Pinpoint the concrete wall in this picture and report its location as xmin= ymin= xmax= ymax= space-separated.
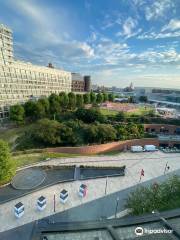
xmin=46 ymin=138 xmax=159 ymax=155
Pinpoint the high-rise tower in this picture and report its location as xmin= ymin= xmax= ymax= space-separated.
xmin=0 ymin=24 xmax=13 ymax=65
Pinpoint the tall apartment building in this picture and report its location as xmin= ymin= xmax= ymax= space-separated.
xmin=0 ymin=24 xmax=72 ymax=120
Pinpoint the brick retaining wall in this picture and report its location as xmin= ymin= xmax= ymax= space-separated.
xmin=46 ymin=138 xmax=159 ymax=155
xmin=144 ymin=124 xmax=180 ymax=134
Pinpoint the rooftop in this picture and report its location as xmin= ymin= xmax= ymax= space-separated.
xmin=32 ymin=208 xmax=180 ymax=240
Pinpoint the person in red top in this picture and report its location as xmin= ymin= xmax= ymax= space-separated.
xmin=139 ymin=169 xmax=144 ymax=182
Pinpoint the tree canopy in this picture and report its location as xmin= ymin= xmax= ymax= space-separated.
xmin=9 ymin=104 xmax=25 ymax=124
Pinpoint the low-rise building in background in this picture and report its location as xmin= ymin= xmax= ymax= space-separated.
xmin=71 ymin=73 xmax=91 ymax=92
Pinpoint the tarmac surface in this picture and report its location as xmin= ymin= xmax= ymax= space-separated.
xmin=0 ymin=168 xmax=74 ymax=203
xmin=11 ymin=168 xmax=46 ymax=190
xmin=0 ymin=166 xmax=124 ymax=203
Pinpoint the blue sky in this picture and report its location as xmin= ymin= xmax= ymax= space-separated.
xmin=0 ymin=0 xmax=180 ymax=88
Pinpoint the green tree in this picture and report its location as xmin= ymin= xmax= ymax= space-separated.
xmin=83 ymin=93 xmax=90 ymax=104
xmin=24 ymin=100 xmax=37 ymax=120
xmin=59 ymin=92 xmax=69 ymax=110
xmin=35 ymin=101 xmax=46 ymax=119
xmin=108 ymin=93 xmax=115 ymax=102
xmin=126 ymin=123 xmax=144 ymax=138
xmin=139 ymin=96 xmax=148 ymax=102
xmin=96 ymin=124 xmax=117 ymax=143
xmin=0 ymin=140 xmax=16 ymax=184
xmin=68 ymin=92 xmax=76 ymax=110
xmin=125 ymin=175 xmax=180 ymax=215
xmin=31 ymin=119 xmax=79 ymax=146
xmin=75 ymin=108 xmax=106 ymax=123
xmin=103 ymin=92 xmax=108 ymax=102
xmin=38 ymin=98 xmax=50 ymax=115
xmin=59 ymin=124 xmax=77 ymax=145
xmin=115 ymin=124 xmax=128 ymax=140
xmin=32 ymin=118 xmax=61 ymax=145
xmin=96 ymin=93 xmax=104 ymax=104
xmin=85 ymin=124 xmax=116 ymax=144
xmin=116 ymin=111 xmax=126 ymax=122
xmin=76 ymin=94 xmax=84 ymax=108
xmin=84 ymin=124 xmax=98 ymax=143
xmin=9 ymin=104 xmax=25 ymax=124
xmin=90 ymin=91 xmax=96 ymax=104
xmin=49 ymin=93 xmax=61 ymax=115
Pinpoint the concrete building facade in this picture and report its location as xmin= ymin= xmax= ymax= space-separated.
xmin=0 ymin=24 xmax=72 ymax=120
xmin=71 ymin=73 xmax=91 ymax=92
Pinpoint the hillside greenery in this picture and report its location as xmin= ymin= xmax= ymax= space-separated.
xmin=0 ymin=140 xmax=16 ymax=185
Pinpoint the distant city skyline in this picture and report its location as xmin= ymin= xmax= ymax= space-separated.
xmin=0 ymin=0 xmax=180 ymax=89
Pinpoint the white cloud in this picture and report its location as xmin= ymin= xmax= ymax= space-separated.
xmin=123 ymin=17 xmax=137 ymax=36
xmin=101 ymin=14 xmax=122 ymax=30
xmin=77 ymin=42 xmax=95 ymax=58
xmin=162 ymin=19 xmax=180 ymax=32
xmin=138 ymin=30 xmax=180 ymax=39
xmin=116 ymin=17 xmax=139 ymax=38
xmin=145 ymin=0 xmax=175 ymax=21
xmin=4 ymin=0 xmax=95 ymax=69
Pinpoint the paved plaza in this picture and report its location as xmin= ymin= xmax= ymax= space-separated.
xmin=0 ymin=151 xmax=180 ymax=234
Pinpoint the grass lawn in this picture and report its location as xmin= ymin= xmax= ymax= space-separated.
xmin=98 ymin=150 xmax=121 ymax=156
xmin=100 ymin=106 xmax=154 ymax=118
xmin=100 ymin=108 xmax=119 ymax=116
xmin=126 ymin=106 xmax=154 ymax=116
xmin=13 ymin=152 xmax=81 ymax=168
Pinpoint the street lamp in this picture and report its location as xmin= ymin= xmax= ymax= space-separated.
xmin=115 ymin=197 xmax=119 ymax=218
xmin=53 ymin=193 xmax=56 ymax=213
xmin=152 ymin=209 xmax=161 ymax=218
xmin=164 ymin=162 xmax=170 ymax=175
xmin=105 ymin=176 xmax=108 ymax=195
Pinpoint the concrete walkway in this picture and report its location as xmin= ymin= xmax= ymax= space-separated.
xmin=0 ymin=151 xmax=180 ymax=234
xmin=1 ymin=169 xmax=180 ymax=240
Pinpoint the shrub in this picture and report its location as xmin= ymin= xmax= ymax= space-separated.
xmin=0 ymin=140 xmax=16 ymax=185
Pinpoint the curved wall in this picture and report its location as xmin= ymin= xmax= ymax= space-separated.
xmin=46 ymin=138 xmax=159 ymax=155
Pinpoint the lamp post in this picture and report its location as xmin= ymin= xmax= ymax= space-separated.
xmin=53 ymin=193 xmax=56 ymax=213
xmin=105 ymin=176 xmax=108 ymax=195
xmin=152 ymin=209 xmax=161 ymax=218
xmin=164 ymin=162 xmax=170 ymax=175
xmin=115 ymin=197 xmax=119 ymax=218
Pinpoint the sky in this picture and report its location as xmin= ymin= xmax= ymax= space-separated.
xmin=0 ymin=0 xmax=180 ymax=89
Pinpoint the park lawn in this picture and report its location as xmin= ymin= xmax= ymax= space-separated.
xmin=100 ymin=106 xmax=154 ymax=118
xmin=126 ymin=106 xmax=154 ymax=116
xmin=100 ymin=108 xmax=119 ymax=116
xmin=12 ymin=152 xmax=81 ymax=168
